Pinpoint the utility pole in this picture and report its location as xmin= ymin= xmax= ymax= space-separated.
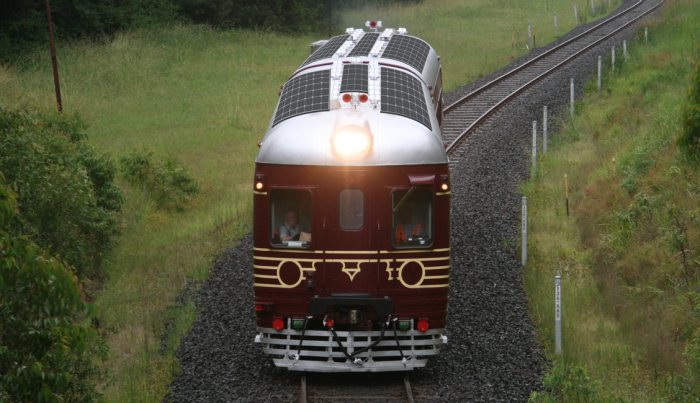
xmin=45 ymin=0 xmax=63 ymax=113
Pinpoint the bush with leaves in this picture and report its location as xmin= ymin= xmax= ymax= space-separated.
xmin=0 ymin=106 xmax=122 ymax=278
xmin=679 ymin=59 xmax=700 ymax=165
xmin=121 ymin=147 xmax=199 ymax=211
xmin=529 ymin=360 xmax=603 ymax=402
xmin=0 ymin=176 xmax=104 ymax=402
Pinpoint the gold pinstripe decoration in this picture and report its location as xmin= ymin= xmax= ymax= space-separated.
xmin=253 ymin=248 xmax=449 ymax=289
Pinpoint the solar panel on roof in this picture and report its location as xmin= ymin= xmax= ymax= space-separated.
xmin=339 ymin=64 xmax=369 ymax=93
xmin=302 ymin=35 xmax=349 ymax=66
xmin=381 ymin=68 xmax=431 ymax=130
xmin=381 ymin=35 xmax=430 ymax=72
xmin=273 ymin=70 xmax=330 ymax=126
xmin=348 ymin=33 xmax=379 ymax=57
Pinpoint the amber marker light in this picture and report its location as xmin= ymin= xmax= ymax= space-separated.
xmin=254 ymin=174 xmax=265 ymax=191
xmin=331 ymin=124 xmax=372 ymax=161
xmin=439 ymin=174 xmax=449 ymax=191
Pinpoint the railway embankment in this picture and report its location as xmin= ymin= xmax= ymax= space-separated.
xmin=524 ymin=0 xmax=700 ymax=399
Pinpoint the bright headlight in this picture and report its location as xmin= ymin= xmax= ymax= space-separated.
xmin=331 ymin=124 xmax=372 ymax=160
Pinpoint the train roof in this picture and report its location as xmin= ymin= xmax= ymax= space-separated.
xmin=256 ymin=27 xmax=447 ymax=166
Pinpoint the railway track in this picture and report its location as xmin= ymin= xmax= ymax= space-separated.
xmin=442 ymin=0 xmax=665 ymax=161
xmin=299 ymin=373 xmax=426 ymax=403
xmin=292 ymin=1 xmax=664 ymax=401
xmin=169 ymin=1 xmax=668 ymax=401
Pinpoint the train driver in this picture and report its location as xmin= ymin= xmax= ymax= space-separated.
xmin=280 ymin=210 xmax=301 ymax=241
xmin=395 ymin=206 xmax=424 ymax=243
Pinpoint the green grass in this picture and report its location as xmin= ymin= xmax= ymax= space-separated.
xmin=524 ymin=0 xmax=700 ymax=400
xmin=0 ymin=1 xmax=623 ymax=400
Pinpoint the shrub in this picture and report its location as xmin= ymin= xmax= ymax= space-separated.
xmin=0 ymin=176 xmax=104 ymax=402
xmin=679 ymin=59 xmax=700 ymax=165
xmin=0 ymin=106 xmax=122 ymax=278
xmin=529 ymin=360 xmax=603 ymax=402
xmin=121 ymin=147 xmax=199 ymax=211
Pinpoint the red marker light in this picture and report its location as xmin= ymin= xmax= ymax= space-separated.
xmin=369 ymin=21 xmax=377 ymax=29
xmin=416 ymin=319 xmax=430 ymax=333
xmin=255 ymin=304 xmax=264 ymax=312
xmin=359 ymin=94 xmax=368 ymax=103
xmin=342 ymin=93 xmax=352 ymax=103
xmin=272 ymin=317 xmax=285 ymax=331
xmin=325 ymin=318 xmax=335 ymax=329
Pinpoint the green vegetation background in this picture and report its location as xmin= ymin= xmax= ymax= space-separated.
xmin=525 ymin=0 xmax=700 ymax=400
xmin=9 ymin=0 xmax=698 ymax=400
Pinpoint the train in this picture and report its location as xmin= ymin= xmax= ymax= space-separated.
xmin=253 ymin=21 xmax=450 ymax=372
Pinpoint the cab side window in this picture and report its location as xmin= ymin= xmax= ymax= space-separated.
xmin=270 ymin=189 xmax=312 ymax=248
xmin=392 ymin=189 xmax=433 ymax=248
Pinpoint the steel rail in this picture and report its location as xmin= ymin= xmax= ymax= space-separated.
xmin=443 ymin=0 xmax=645 ymax=114
xmin=298 ymin=373 xmax=415 ymax=402
xmin=403 ymin=374 xmax=415 ymax=403
xmin=444 ymin=0 xmax=664 ymax=154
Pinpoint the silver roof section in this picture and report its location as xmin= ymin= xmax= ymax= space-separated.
xmin=256 ymin=28 xmax=446 ymax=166
xmin=257 ymin=102 xmax=446 ymax=166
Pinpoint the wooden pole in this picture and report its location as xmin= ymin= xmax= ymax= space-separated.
xmin=45 ymin=0 xmax=63 ymax=113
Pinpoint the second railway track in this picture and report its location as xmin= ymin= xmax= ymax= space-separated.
xmin=442 ymin=0 xmax=665 ymax=157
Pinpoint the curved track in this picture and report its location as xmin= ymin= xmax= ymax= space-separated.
xmin=443 ymin=0 xmax=664 ymax=159
xmin=167 ymin=1 xmax=666 ymax=401
xmin=291 ymin=2 xmax=665 ymax=401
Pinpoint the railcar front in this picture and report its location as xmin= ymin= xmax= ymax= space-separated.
xmin=253 ymin=26 xmax=450 ymax=372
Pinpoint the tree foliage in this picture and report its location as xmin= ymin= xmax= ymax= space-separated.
xmin=0 ymin=107 xmax=122 ymax=278
xmin=679 ymin=58 xmax=700 ymax=165
xmin=0 ymin=0 xmax=179 ymax=62
xmin=0 ymin=176 xmax=103 ymax=402
xmin=0 ymin=0 xmax=421 ymax=62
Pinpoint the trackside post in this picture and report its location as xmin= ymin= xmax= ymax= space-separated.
xmin=555 ymin=275 xmax=562 ymax=354
xmin=521 ymin=196 xmax=528 ymax=266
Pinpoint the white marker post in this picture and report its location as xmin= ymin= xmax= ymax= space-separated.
xmin=645 ymin=27 xmax=648 ymax=43
xmin=612 ymin=46 xmax=616 ymax=72
xmin=543 ymin=106 xmax=548 ymax=154
xmin=521 ymin=196 xmax=528 ymax=266
xmin=623 ymin=40 xmax=628 ymax=60
xmin=532 ymin=121 xmax=538 ymax=177
xmin=574 ymin=4 xmax=579 ymax=25
xmin=555 ymin=275 xmax=562 ymax=354
xmin=570 ymin=78 xmax=575 ymax=117
xmin=597 ymin=55 xmax=602 ymax=91
xmin=554 ymin=14 xmax=559 ymax=35
xmin=590 ymin=0 xmax=596 ymax=16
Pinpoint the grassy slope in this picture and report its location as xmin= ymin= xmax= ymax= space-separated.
xmin=524 ymin=0 xmax=700 ymax=399
xmin=0 ymin=1 xmax=619 ymax=400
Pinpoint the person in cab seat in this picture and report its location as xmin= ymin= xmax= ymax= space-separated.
xmin=395 ymin=206 xmax=424 ymax=243
xmin=280 ymin=210 xmax=301 ymax=241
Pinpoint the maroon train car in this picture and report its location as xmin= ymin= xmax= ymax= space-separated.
xmin=253 ymin=23 xmax=450 ymax=372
